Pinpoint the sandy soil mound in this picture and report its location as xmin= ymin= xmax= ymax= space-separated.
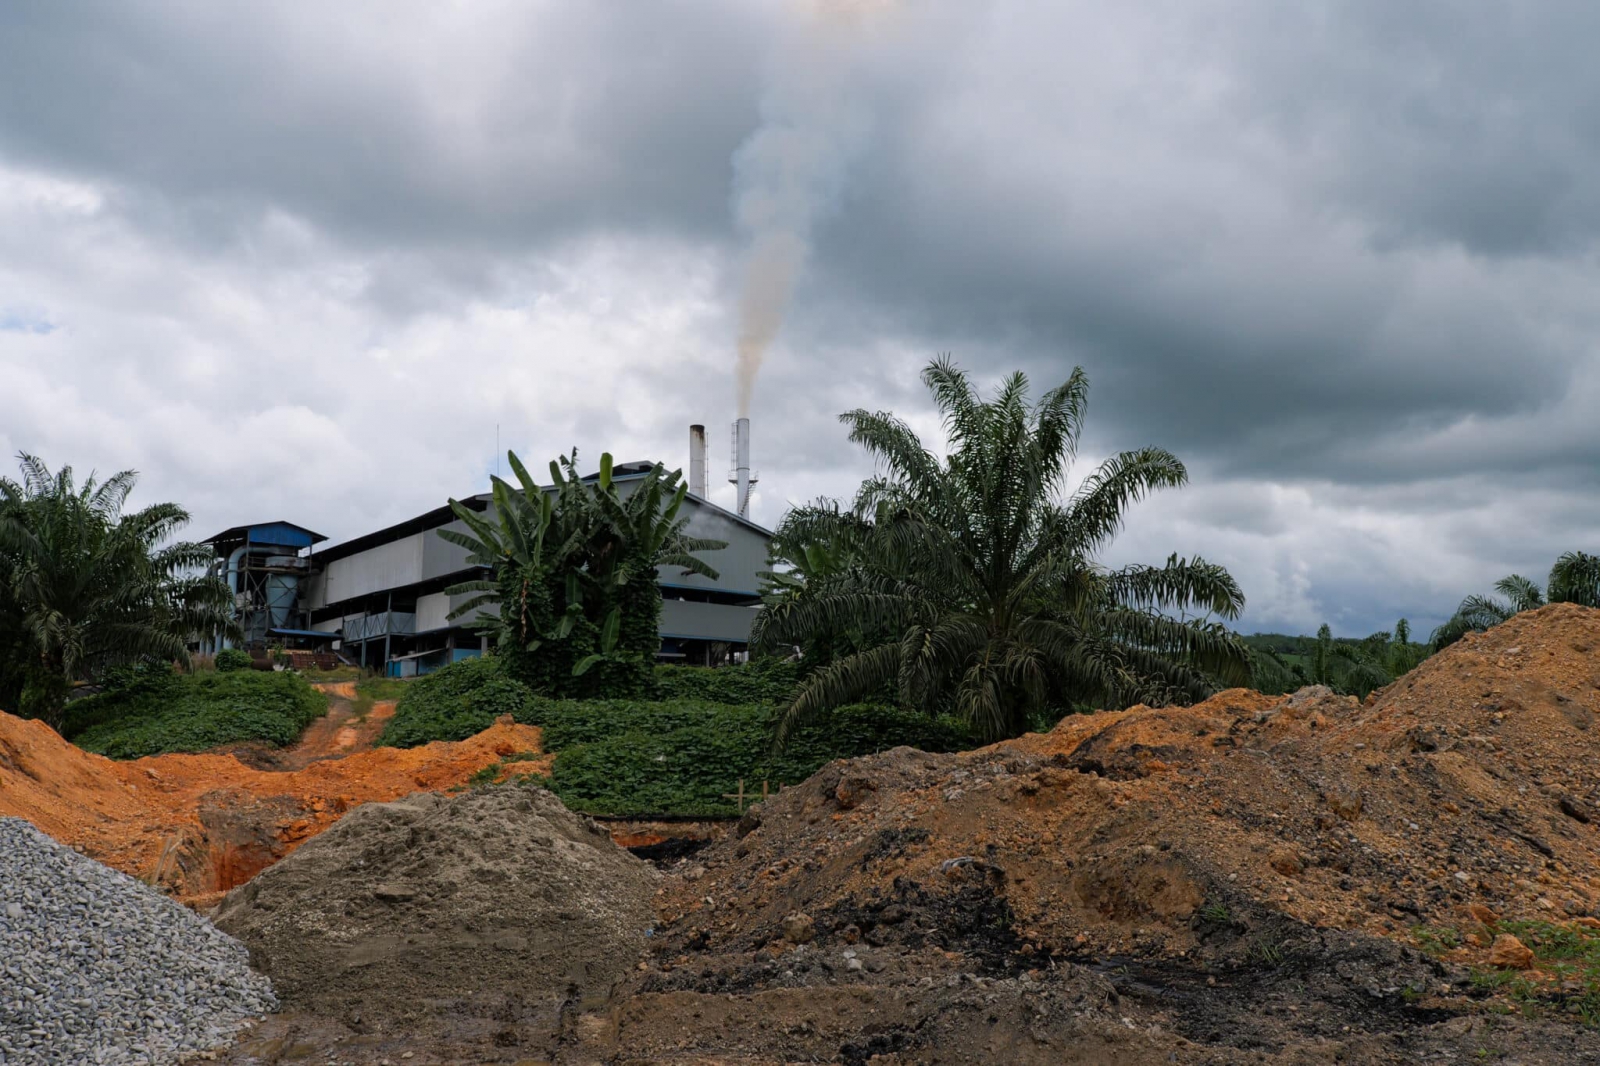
xmin=0 ymin=708 xmax=543 ymax=902
xmin=213 ymin=784 xmax=657 ymax=1060
xmin=591 ymin=604 xmax=1600 ymax=1063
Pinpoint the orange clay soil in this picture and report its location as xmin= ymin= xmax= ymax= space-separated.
xmin=219 ymin=688 xmax=401 ymax=772
xmin=602 ymin=604 xmax=1600 ymax=1062
xmin=663 ymin=603 xmax=1600 ymax=956
xmin=0 ymin=707 xmax=545 ymax=905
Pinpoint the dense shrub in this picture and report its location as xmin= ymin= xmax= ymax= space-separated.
xmin=651 ymin=659 xmax=798 ymax=704
xmin=381 ymin=653 xmax=976 ymax=817
xmin=214 ymin=649 xmax=254 ymax=672
xmin=377 ymin=656 xmax=535 ymax=748
xmin=65 ymin=670 xmax=327 ymax=759
xmin=541 ymin=700 xmax=973 ymax=817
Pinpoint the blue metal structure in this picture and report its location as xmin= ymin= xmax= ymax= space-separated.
xmin=202 ymin=522 xmax=328 ymax=651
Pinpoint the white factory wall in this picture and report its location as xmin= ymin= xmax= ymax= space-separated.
xmin=319 ymin=533 xmax=424 ymax=605
xmin=415 ymin=591 xmax=451 ymax=633
xmin=660 ymin=598 xmax=759 ymax=643
xmin=420 ymin=516 xmax=476 ymax=579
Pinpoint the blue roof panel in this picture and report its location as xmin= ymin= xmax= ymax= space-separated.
xmin=205 ymin=521 xmax=326 ymax=548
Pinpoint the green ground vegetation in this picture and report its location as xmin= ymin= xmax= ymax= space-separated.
xmin=652 ymin=659 xmax=798 ymax=704
xmin=214 ymin=648 xmax=253 ymax=672
xmin=62 ymin=666 xmax=327 ymax=759
xmin=354 ymin=675 xmax=410 ymax=701
xmin=542 ymin=699 xmax=969 ymax=816
xmin=1413 ymin=919 xmax=1600 ymax=1026
xmin=380 ymin=654 xmax=970 ymax=816
xmin=376 ymin=654 xmax=533 ymax=747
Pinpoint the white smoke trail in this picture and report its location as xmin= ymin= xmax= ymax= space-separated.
xmin=732 ymin=1 xmax=894 ymax=417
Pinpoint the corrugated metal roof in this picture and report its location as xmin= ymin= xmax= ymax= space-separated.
xmin=310 ymin=463 xmax=773 ymax=563
xmin=204 ymin=522 xmax=327 ymax=548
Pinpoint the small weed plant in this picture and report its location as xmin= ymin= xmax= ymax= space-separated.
xmin=1462 ymin=919 xmax=1600 ymax=1026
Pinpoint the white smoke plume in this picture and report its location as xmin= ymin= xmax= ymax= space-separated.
xmin=732 ymin=1 xmax=894 ymax=417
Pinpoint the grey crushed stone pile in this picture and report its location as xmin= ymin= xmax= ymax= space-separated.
xmin=0 ymin=817 xmax=275 ymax=1065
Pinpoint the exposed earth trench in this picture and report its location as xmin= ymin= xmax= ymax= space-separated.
xmin=9 ymin=605 xmax=1600 ymax=1062
xmin=0 ymin=684 xmax=555 ymax=905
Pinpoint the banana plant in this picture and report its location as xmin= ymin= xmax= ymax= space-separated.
xmin=567 ymin=451 xmax=725 ymax=592
xmin=434 ymin=449 xmax=726 ymax=682
xmin=437 ymin=451 xmax=570 ymax=648
xmin=571 ymin=605 xmax=632 ymax=677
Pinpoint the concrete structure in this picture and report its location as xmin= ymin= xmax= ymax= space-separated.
xmin=730 ymin=418 xmax=757 ymax=518
xmin=206 ymin=461 xmax=772 ymax=676
xmin=689 ymin=424 xmax=708 ymax=498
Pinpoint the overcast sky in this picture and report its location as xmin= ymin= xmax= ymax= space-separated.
xmin=3 ymin=1 xmax=1597 ymax=637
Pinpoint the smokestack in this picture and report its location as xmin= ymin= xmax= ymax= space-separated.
xmin=689 ymin=424 xmax=707 ymax=497
xmin=729 ymin=418 xmax=757 ymax=518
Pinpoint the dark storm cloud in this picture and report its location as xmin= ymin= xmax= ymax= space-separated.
xmin=1240 ymin=2 xmax=1600 ymax=257
xmin=3 ymin=0 xmax=1598 ymax=635
xmin=792 ymin=1 xmax=1600 ymax=488
xmin=0 ymin=1 xmax=766 ymax=248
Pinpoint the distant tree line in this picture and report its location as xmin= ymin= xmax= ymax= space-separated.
xmin=1243 ymin=621 xmax=1427 ymax=700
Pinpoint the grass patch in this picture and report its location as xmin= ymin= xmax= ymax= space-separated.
xmin=296 ymin=665 xmax=360 ymax=683
xmin=1412 ymin=924 xmax=1462 ymax=956
xmin=355 ymin=675 xmax=411 ymax=702
xmin=1469 ymin=919 xmax=1600 ymax=1025
xmin=1250 ymin=936 xmax=1285 ymax=967
xmin=64 ymin=668 xmax=328 ymax=759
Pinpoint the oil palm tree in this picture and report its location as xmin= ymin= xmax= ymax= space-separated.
xmin=1432 ymin=553 xmax=1600 ymax=650
xmin=1432 ymin=572 xmax=1550 ymax=650
xmin=1311 ymin=624 xmax=1398 ymax=699
xmin=1549 ymin=551 xmax=1600 ymax=608
xmin=753 ymin=358 xmax=1250 ymax=745
xmin=0 ymin=454 xmax=236 ymax=726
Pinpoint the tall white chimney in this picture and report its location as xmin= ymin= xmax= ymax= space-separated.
xmin=729 ymin=418 xmax=757 ymax=518
xmin=689 ymin=424 xmax=707 ymax=497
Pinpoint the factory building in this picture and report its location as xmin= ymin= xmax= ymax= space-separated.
xmin=202 ymin=427 xmax=772 ymax=676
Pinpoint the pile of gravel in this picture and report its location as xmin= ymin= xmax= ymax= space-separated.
xmin=0 ymin=817 xmax=275 ymax=1065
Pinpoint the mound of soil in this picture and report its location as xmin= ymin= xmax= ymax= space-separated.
xmin=0 ymin=706 xmax=544 ymax=901
xmin=213 ymin=784 xmax=656 ymax=1060
xmin=588 ymin=604 xmax=1600 ymax=1063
